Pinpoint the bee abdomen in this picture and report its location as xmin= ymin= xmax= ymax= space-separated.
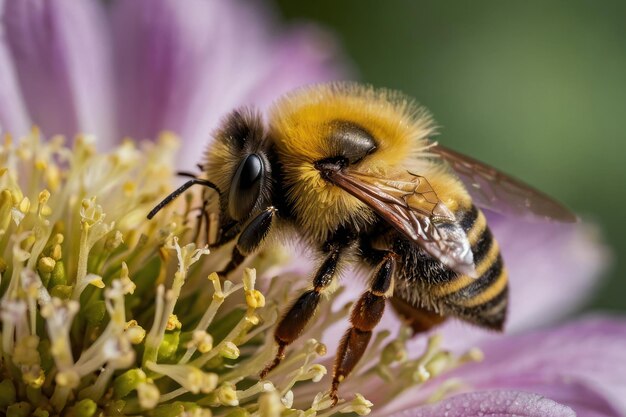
xmin=436 ymin=205 xmax=508 ymax=330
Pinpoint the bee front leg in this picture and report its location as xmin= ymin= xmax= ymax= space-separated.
xmin=191 ymin=197 xmax=210 ymax=245
xmin=330 ymin=251 xmax=396 ymax=406
xmin=172 ymin=170 xmax=209 ymax=245
xmin=260 ymin=240 xmax=347 ymax=378
xmin=218 ymin=206 xmax=276 ymax=278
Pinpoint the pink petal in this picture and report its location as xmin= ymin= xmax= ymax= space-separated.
xmin=3 ymin=0 xmax=115 ymax=143
xmin=388 ymin=390 xmax=574 ymax=417
xmin=380 ymin=317 xmax=626 ymax=417
xmin=494 ymin=381 xmax=624 ymax=417
xmin=455 ymin=317 xmax=626 ymax=416
xmin=110 ymin=0 xmax=222 ymax=144
xmin=0 ymin=25 xmax=30 ymax=136
xmin=109 ymin=0 xmax=346 ymax=168
xmin=488 ymin=212 xmax=610 ymax=331
xmin=242 ymin=24 xmax=349 ymax=109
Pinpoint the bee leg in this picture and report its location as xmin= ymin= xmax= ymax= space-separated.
xmin=260 ymin=241 xmax=345 ymax=378
xmin=330 ymin=252 xmax=396 ymax=406
xmin=210 ymin=219 xmax=240 ymax=249
xmin=206 ymin=211 xmax=219 ymax=246
xmin=191 ymin=197 xmax=209 ymax=245
xmin=218 ymin=206 xmax=276 ymax=278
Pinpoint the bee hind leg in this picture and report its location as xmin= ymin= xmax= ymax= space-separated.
xmin=330 ymin=251 xmax=396 ymax=406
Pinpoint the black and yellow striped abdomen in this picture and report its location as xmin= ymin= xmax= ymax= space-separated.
xmin=434 ymin=205 xmax=508 ymax=330
xmin=392 ymin=204 xmax=508 ymax=331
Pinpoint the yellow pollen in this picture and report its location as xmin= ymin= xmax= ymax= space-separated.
xmin=166 ymin=314 xmax=182 ymax=331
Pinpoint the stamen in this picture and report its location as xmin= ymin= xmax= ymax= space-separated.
xmin=256 ymin=391 xmax=283 ymax=417
xmin=215 ymin=383 xmax=239 ymax=407
xmin=137 ymin=382 xmax=160 ymax=410
xmin=125 ymin=320 xmax=146 ymax=344
xmin=71 ymin=197 xmax=114 ymax=300
xmin=146 ymin=361 xmax=218 ymax=394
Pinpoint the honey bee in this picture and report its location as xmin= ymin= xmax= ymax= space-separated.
xmin=148 ymin=83 xmax=576 ymax=404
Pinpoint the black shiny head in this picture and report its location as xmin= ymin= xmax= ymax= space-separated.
xmin=213 ymin=108 xmax=273 ymax=222
xmin=229 ymin=153 xmax=265 ymax=221
xmin=147 ymin=107 xmax=272 ymax=230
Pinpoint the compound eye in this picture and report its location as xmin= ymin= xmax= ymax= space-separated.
xmin=229 ymin=153 xmax=264 ymax=220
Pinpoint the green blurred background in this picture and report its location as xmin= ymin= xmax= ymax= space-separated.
xmin=276 ymin=1 xmax=626 ymax=312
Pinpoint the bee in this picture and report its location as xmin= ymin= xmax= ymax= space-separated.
xmin=148 ymin=82 xmax=576 ymax=405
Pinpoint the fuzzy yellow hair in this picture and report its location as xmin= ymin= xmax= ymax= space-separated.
xmin=269 ymin=82 xmax=470 ymax=242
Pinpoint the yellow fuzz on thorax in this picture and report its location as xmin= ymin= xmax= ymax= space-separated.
xmin=268 ymin=82 xmax=469 ymax=241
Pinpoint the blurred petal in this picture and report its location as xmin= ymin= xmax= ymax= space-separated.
xmin=109 ymin=0 xmax=346 ymax=167
xmin=243 ymin=24 xmax=348 ymax=108
xmin=110 ymin=0 xmax=221 ymax=144
xmin=497 ymin=381 xmax=624 ymax=417
xmin=455 ymin=317 xmax=626 ymax=416
xmin=489 ymin=213 xmax=610 ymax=331
xmin=0 ymin=12 xmax=30 ymax=136
xmin=381 ymin=317 xmax=626 ymax=417
xmin=3 ymin=0 xmax=114 ymax=142
xmin=388 ymin=391 xmax=574 ymax=417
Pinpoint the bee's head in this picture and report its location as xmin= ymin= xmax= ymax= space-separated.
xmin=204 ymin=108 xmax=273 ymax=223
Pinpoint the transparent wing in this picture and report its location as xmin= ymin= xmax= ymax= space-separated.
xmin=432 ymin=144 xmax=578 ymax=223
xmin=328 ymin=170 xmax=477 ymax=277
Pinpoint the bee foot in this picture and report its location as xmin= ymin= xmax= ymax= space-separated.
xmin=259 ymin=361 xmax=275 ymax=379
xmin=259 ymin=343 xmax=286 ymax=379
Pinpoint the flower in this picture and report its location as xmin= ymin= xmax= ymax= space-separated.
xmin=0 ymin=1 xmax=624 ymax=417
xmin=0 ymin=0 xmax=345 ymax=164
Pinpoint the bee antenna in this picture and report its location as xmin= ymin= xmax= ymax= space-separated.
xmin=147 ymin=179 xmax=221 ymax=219
xmin=176 ymin=170 xmax=199 ymax=179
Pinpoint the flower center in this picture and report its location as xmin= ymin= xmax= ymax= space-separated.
xmin=0 ymin=129 xmax=483 ymax=416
